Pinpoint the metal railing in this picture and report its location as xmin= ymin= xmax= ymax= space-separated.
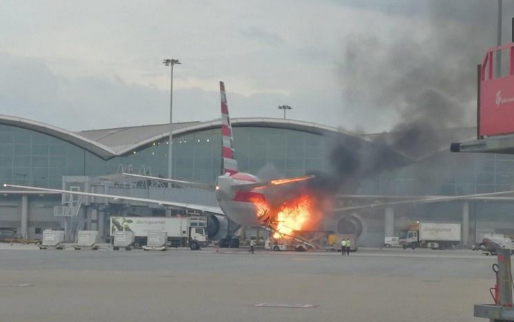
xmin=54 ymin=196 xmax=83 ymax=217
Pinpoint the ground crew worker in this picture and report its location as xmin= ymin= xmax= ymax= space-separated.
xmin=341 ymin=239 xmax=347 ymax=256
xmin=249 ymin=238 xmax=256 ymax=254
xmin=346 ymin=238 xmax=351 ymax=255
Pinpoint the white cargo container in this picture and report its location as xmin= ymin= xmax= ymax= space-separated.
xmin=113 ymin=231 xmax=135 ymax=251
xmin=399 ymin=222 xmax=461 ymax=250
xmin=110 ymin=216 xmax=207 ymax=250
xmin=39 ymin=230 xmax=65 ymax=250
xmin=142 ymin=231 xmax=168 ymax=251
xmin=74 ymin=231 xmax=99 ymax=250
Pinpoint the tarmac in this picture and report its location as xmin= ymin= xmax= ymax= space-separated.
xmin=0 ymin=244 xmax=498 ymax=322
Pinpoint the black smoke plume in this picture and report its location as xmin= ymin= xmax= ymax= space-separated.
xmin=265 ymin=2 xmax=506 ymax=230
xmin=311 ymin=1 xmax=500 ymax=195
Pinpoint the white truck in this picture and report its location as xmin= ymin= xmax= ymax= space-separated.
xmin=265 ymin=236 xmax=312 ymax=252
xmin=383 ymin=236 xmax=401 ymax=248
xmin=399 ymin=222 xmax=461 ymax=250
xmin=110 ymin=216 xmax=208 ymax=250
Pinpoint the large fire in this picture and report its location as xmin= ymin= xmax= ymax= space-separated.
xmin=249 ymin=193 xmax=315 ymax=239
xmin=273 ymin=195 xmax=312 ymax=238
xmin=249 ymin=196 xmax=269 ymax=221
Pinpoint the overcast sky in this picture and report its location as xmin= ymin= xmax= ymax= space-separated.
xmin=0 ymin=1 xmax=506 ymax=132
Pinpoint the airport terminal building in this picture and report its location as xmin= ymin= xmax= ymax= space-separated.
xmin=0 ymin=114 xmax=513 ymax=246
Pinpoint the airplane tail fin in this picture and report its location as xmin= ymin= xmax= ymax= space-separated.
xmin=220 ymin=81 xmax=238 ymax=175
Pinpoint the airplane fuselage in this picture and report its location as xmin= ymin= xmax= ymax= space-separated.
xmin=215 ymin=172 xmax=265 ymax=226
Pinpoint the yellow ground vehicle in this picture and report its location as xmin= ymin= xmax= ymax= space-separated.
xmin=326 ymin=233 xmax=358 ymax=252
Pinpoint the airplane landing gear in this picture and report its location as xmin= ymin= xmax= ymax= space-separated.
xmin=218 ymin=219 xmax=241 ymax=248
xmin=218 ymin=237 xmax=240 ymax=248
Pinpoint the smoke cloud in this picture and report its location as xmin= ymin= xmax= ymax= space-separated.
xmin=319 ymin=1 xmax=499 ymax=193
xmin=264 ymin=1 xmax=505 ymax=232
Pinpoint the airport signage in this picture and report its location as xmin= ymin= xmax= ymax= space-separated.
xmin=479 ymin=43 xmax=514 ymax=137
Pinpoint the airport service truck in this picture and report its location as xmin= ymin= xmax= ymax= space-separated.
xmin=265 ymin=235 xmax=312 ymax=252
xmin=265 ymin=231 xmax=358 ymax=252
xmin=110 ymin=216 xmax=208 ymax=250
xmin=398 ymin=222 xmax=461 ymax=250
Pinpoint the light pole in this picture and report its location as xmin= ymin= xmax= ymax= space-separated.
xmin=278 ymin=105 xmax=292 ymax=119
xmin=496 ymin=0 xmax=502 ymax=78
xmin=163 ymin=58 xmax=181 ymax=186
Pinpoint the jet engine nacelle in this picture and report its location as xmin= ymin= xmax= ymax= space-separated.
xmin=207 ymin=214 xmax=229 ymax=240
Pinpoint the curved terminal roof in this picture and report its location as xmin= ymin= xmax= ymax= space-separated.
xmin=0 ymin=114 xmax=116 ymax=158
xmin=80 ymin=118 xmax=381 ymax=156
xmin=0 ymin=114 xmax=412 ymax=164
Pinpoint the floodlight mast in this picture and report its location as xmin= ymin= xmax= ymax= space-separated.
xmin=278 ymin=105 xmax=292 ymax=119
xmin=163 ymin=58 xmax=181 ymax=187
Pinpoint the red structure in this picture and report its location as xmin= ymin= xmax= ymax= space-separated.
xmin=479 ymin=43 xmax=514 ymax=137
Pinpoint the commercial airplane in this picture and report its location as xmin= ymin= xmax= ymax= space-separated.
xmin=6 ymin=82 xmax=514 ymax=247
xmin=3 ymin=82 xmax=315 ymax=248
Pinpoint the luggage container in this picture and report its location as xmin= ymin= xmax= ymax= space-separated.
xmin=39 ymin=230 xmax=65 ymax=250
xmin=113 ymin=231 xmax=135 ymax=251
xmin=73 ymin=231 xmax=99 ymax=250
xmin=142 ymin=232 xmax=168 ymax=251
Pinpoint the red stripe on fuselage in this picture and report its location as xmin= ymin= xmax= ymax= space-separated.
xmin=222 ymin=125 xmax=230 ymax=136
xmin=221 ymin=103 xmax=228 ymax=114
xmin=223 ymin=146 xmax=232 ymax=158
xmin=231 ymin=173 xmax=256 ymax=182
xmin=232 ymin=191 xmax=266 ymax=203
xmin=224 ymin=169 xmax=238 ymax=175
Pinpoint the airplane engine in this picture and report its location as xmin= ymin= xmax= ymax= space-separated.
xmin=335 ymin=212 xmax=368 ymax=242
xmin=207 ymin=214 xmax=229 ymax=240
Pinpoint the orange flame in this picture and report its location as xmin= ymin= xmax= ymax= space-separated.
xmin=269 ymin=175 xmax=315 ymax=186
xmin=272 ymin=195 xmax=312 ymax=239
xmin=248 ymin=193 xmax=319 ymax=239
xmin=249 ymin=196 xmax=270 ymax=219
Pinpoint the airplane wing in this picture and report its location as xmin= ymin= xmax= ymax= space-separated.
xmin=122 ymin=173 xmax=216 ymax=191
xmin=233 ymin=175 xmax=316 ymax=192
xmin=334 ymin=190 xmax=514 ymax=212
xmin=3 ymin=184 xmax=224 ymax=215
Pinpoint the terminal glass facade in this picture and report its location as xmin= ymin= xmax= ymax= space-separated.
xmin=85 ymin=127 xmax=331 ymax=183
xmin=360 ymin=152 xmax=514 ymax=196
xmin=0 ymin=125 xmax=87 ymax=188
xmin=0 ymin=125 xmax=331 ymax=188
xmin=2 ymin=123 xmax=514 ymax=197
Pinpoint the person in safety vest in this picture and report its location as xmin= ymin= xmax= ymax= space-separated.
xmin=341 ymin=239 xmax=347 ymax=256
xmin=249 ymin=238 xmax=256 ymax=254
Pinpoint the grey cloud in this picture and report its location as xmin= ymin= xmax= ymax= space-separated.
xmin=241 ymin=27 xmax=284 ymax=46
xmin=0 ymin=53 xmax=169 ymax=130
xmin=0 ymin=53 xmax=348 ymax=131
xmin=299 ymin=48 xmax=330 ymax=62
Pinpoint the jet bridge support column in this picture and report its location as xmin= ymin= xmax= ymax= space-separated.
xmin=98 ymin=210 xmax=105 ymax=241
xmin=86 ymin=208 xmax=93 ymax=230
xmin=90 ymin=208 xmax=98 ymax=231
xmin=384 ymin=207 xmax=395 ymax=239
xmin=21 ymin=194 xmax=28 ymax=239
xmin=462 ymin=201 xmax=470 ymax=248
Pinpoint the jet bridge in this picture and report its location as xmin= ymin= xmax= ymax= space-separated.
xmin=58 ymin=170 xmax=223 ymax=242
